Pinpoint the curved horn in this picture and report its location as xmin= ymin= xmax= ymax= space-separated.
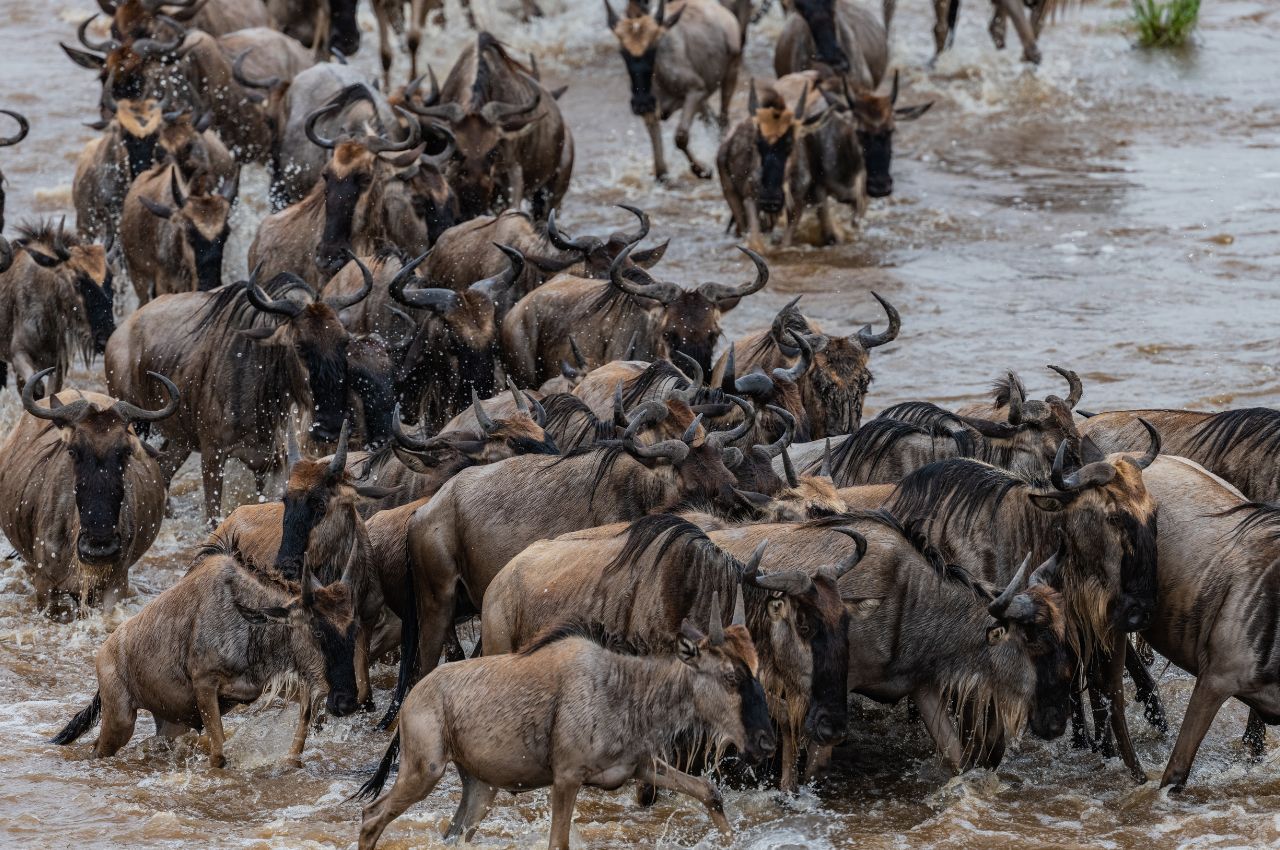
xmin=21 ymin=368 xmax=91 ymax=424
xmin=479 ymin=86 xmax=542 ymax=126
xmin=696 ymin=246 xmax=769 ymax=305
xmin=1005 ymin=371 xmax=1027 ymax=426
xmin=1131 ymin=418 xmax=1161 ymax=470
xmin=233 ymin=48 xmax=280 ymax=90
xmin=680 ymin=413 xmax=704 ymax=445
xmin=830 ymin=527 xmax=867 ymax=577
xmin=734 ymin=370 xmax=774 ymax=399
xmin=546 ymin=208 xmax=592 ymax=253
xmin=604 ymin=0 xmax=621 ymax=28
xmin=470 ymin=243 xmax=525 ymax=300
xmin=738 ymin=540 xmax=767 ymax=586
xmin=759 ymin=404 xmax=795 ymax=458
xmin=672 ymin=350 xmax=704 ymax=388
xmin=731 ymin=582 xmax=747 ymax=628
xmin=389 ymin=253 xmax=460 ymax=313
xmin=404 ymin=99 xmax=465 ymax=123
xmin=706 ymin=394 xmax=755 ymax=449
xmin=390 ymin=403 xmax=431 ymax=451
xmin=286 ymin=426 xmax=302 ymax=467
xmin=420 ymin=122 xmax=457 ymax=169
xmin=753 ymin=569 xmax=813 ymax=596
xmin=386 ymin=249 xmax=432 ymax=303
xmin=325 ymin=252 xmax=374 ymax=311
xmin=133 ymin=16 xmax=184 ymax=58
xmin=622 ymin=401 xmax=670 ymax=437
xmin=112 ymin=371 xmax=180 ymax=422
xmin=719 ymin=346 xmax=736 ymax=393
xmin=328 ymin=419 xmax=351 ymax=476
xmin=609 ymin=243 xmax=681 ymax=304
xmin=1029 ymin=540 xmax=1065 ymax=588
xmin=304 ymin=99 xmax=343 ymax=149
xmin=77 ymin=15 xmax=119 ymax=54
xmin=707 ymin=590 xmax=725 ymax=645
xmin=471 ymin=389 xmax=495 ymax=434
xmin=1050 ymin=439 xmax=1116 ymax=492
xmin=613 ymin=382 xmax=628 ymax=428
xmin=404 ymin=65 xmax=440 ymax=108
xmin=507 ymin=376 xmax=529 ymax=412
xmin=820 ymin=437 xmax=833 ymax=478
xmin=855 ymin=291 xmax=901 ymax=349
xmin=624 ymin=436 xmax=689 ymax=464
xmin=367 ymin=106 xmax=422 ymax=154
xmin=299 ymin=562 xmax=316 ymax=607
xmin=244 ymin=266 xmax=305 ymax=317
xmin=781 ymin=446 xmax=798 ymax=487
xmin=1047 ymin=364 xmax=1082 ymax=409
xmin=989 ymin=552 xmax=1034 ymax=619
xmin=615 ymin=204 xmax=650 ymax=245
xmin=169 ymin=167 xmax=186 ymax=208
xmin=568 ymin=335 xmax=587 ymax=370
xmin=771 ymin=330 xmax=812 ymax=383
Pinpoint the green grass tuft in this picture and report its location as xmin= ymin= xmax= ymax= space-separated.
xmin=1130 ymin=0 xmax=1200 ymax=48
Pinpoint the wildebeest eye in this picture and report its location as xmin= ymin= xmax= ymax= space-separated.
xmin=797 ymin=620 xmax=814 ymax=639
xmin=311 ymin=626 xmax=324 ymax=640
xmin=1107 ymin=513 xmax=1124 ymax=527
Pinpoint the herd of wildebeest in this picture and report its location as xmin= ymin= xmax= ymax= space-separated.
xmin=0 ymin=0 xmax=1275 ymax=847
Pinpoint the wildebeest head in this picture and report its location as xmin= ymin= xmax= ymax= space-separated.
xmin=233 ymin=561 xmax=360 ymax=718
xmin=95 ymin=90 xmax=164 ymax=178
xmin=793 ymin=0 xmax=848 ymax=72
xmin=153 ymin=108 xmax=217 ymax=177
xmin=746 ymin=80 xmax=824 ymax=215
xmin=1031 ymin=421 xmax=1161 ymax=638
xmin=138 ymin=167 xmax=238 ymax=292
xmin=959 ymin=366 xmax=1084 ymax=472
xmin=729 ymin=331 xmax=813 ymax=446
xmin=604 ymin=0 xmax=686 ymax=116
xmin=826 ymin=72 xmax=933 ymax=198
xmin=60 ymin=11 xmax=183 ymax=101
xmin=986 ymin=546 xmax=1073 ymax=740
xmin=748 ymin=532 xmax=861 ymax=746
xmin=609 ymin=243 xmax=769 ymax=374
xmin=621 ymin=400 xmax=745 ymax=512
xmin=240 ymin=260 xmax=374 ymax=442
xmin=545 ymin=203 xmax=669 ymax=277
xmin=21 ymin=367 xmax=177 ymax=570
xmin=391 ymin=387 xmax=559 ymax=475
xmin=14 ymin=221 xmax=116 ymax=354
xmin=305 ymin=86 xmax=426 ymax=275
xmin=678 ymin=588 xmax=777 ymax=761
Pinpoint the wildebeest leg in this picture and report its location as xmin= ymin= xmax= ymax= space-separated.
xmin=804 ymin=744 xmax=834 ymax=782
xmin=778 ymin=724 xmax=799 ymax=793
xmin=720 ymin=57 xmax=741 ymax=133
xmin=816 ymin=195 xmax=839 ymax=245
xmin=286 ymin=687 xmax=312 ymax=768
xmin=744 ymin=198 xmax=765 ymax=254
xmin=200 ymin=450 xmax=226 ymax=525
xmin=359 ymin=733 xmax=448 ymax=850
xmin=989 ymin=5 xmax=1008 ymax=50
xmin=635 ymin=759 xmax=731 ymax=837
xmin=408 ymin=0 xmax=426 ymax=82
xmin=1105 ymin=635 xmax=1145 ymax=781
xmin=675 ymin=93 xmax=712 ymax=179
xmin=11 ymin=352 xmax=35 ymax=396
xmin=1030 ymin=0 xmax=1047 ymax=37
xmin=914 ymin=686 xmax=965 ymax=772
xmin=194 ymin=678 xmax=227 ymax=768
xmin=883 ymin=0 xmax=896 ymax=31
xmin=1069 ymin=678 xmax=1091 ymax=749
xmin=444 ymin=624 xmax=465 ymax=662
xmin=95 ymin=675 xmax=138 ymax=758
xmin=444 ymin=769 xmax=498 ymax=841
xmin=408 ymin=538 xmax=457 ymax=681
xmin=375 ymin=3 xmax=393 ymax=90
xmin=508 ymin=164 xmax=526 ymax=214
xmin=1161 ymin=677 xmax=1231 ymax=788
xmin=355 ymin=627 xmax=374 ymax=709
xmin=931 ymin=0 xmax=951 ymax=61
xmin=548 ymin=776 xmax=584 ymax=850
xmin=1243 ymin=709 xmax=1267 ymax=761
xmin=643 ymin=113 xmax=669 ymax=182
xmin=1126 ymin=641 xmax=1168 ymax=735
xmin=993 ymin=0 xmax=1040 ymax=64
xmin=1087 ymin=679 xmax=1116 ymax=756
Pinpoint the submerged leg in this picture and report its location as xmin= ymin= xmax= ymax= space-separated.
xmin=636 ymin=759 xmax=731 ymax=837
xmin=1243 ymin=708 xmax=1267 ymax=762
xmin=1161 ymin=678 xmax=1231 ymax=789
xmin=548 ymin=776 xmax=583 ymax=850
xmin=444 ymin=769 xmax=499 ymax=842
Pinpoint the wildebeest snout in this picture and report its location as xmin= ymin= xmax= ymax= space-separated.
xmin=77 ymin=531 xmax=122 ymax=563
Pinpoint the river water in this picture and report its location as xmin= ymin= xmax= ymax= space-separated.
xmin=2 ymin=0 xmax=1279 ymax=847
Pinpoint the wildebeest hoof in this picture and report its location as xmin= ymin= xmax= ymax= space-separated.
xmin=284 ymin=756 xmax=303 ymax=770
xmin=635 ymin=781 xmax=658 ymax=806
xmin=1024 ymin=46 xmax=1042 ymax=65
xmin=690 ymin=162 xmax=711 ymax=179
xmin=655 ymin=171 xmax=671 ymax=185
xmin=209 ymin=754 xmax=226 ymax=769
xmin=359 ymin=698 xmax=377 ymax=713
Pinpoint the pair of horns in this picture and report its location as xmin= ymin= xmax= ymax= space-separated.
xmin=22 ymin=367 xmax=178 ymax=426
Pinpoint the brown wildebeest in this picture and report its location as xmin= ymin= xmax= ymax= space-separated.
xmin=405 ymin=33 xmax=573 ymax=221
xmin=120 ymin=165 xmax=239 ymax=303
xmin=385 ymin=399 xmax=748 ymax=721
xmin=211 ymin=422 xmax=392 ymax=708
xmin=1080 ymin=407 xmax=1280 ymax=504
xmin=105 ymin=264 xmax=372 ymax=521
xmin=604 ymin=0 xmax=741 ymax=182
xmin=50 ymin=546 xmax=359 ymax=768
xmin=774 ymin=0 xmax=887 ymax=88
xmin=0 ymin=369 xmax=175 ymax=614
xmin=880 ymin=428 xmax=1161 ymax=780
xmin=483 ymin=514 xmax=861 ymax=792
xmin=355 ymin=606 xmax=775 ymax=849
xmin=249 ymin=86 xmax=433 ymax=286
xmin=1134 ymin=456 xmax=1280 ymax=787
xmin=909 ymin=0 xmax=1061 ymax=65
xmin=0 ymin=221 xmax=115 ymax=395
xmin=503 ymin=242 xmax=767 ymax=386
xmin=715 ymin=292 xmax=899 ymax=437
xmin=421 ymin=204 xmax=667 ymax=295
xmin=710 ymin=512 xmax=1074 ymax=776
xmin=268 ymin=0 xmax=362 ymax=57
xmin=0 ymin=109 xmax=29 ymax=235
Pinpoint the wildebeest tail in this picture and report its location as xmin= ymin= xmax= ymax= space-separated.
xmin=351 ymin=731 xmax=401 ymax=802
xmin=50 ymin=692 xmax=102 ymax=745
xmin=377 ymin=562 xmax=419 ymax=731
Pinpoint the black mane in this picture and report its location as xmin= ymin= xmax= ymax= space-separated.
xmin=519 ymin=620 xmax=652 ymax=656
xmin=1188 ymin=408 xmax=1280 ymax=470
xmin=886 ymin=459 xmax=1031 ymax=538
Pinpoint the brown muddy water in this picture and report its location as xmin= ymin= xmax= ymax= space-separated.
xmin=2 ymin=0 xmax=1280 ymax=847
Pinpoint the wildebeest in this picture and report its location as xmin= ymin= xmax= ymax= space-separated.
xmin=0 ymin=368 xmax=175 ymax=614
xmin=211 ymin=422 xmax=391 ymax=708
xmin=249 ymin=88 xmax=433 ymax=285
xmin=389 ymin=399 xmax=747 ymax=718
xmin=1135 ymin=456 xmax=1280 ymax=787
xmin=917 ymin=0 xmax=1060 ymax=64
xmin=0 ymin=221 xmax=115 ymax=395
xmin=50 ymin=545 xmax=358 ymax=768
xmin=355 ymin=606 xmax=775 ymax=849
xmin=878 ymin=427 xmax=1161 ymax=779
xmin=406 ymin=34 xmax=573 ymax=220
xmin=710 ymin=512 xmax=1074 ymax=773
xmin=483 ymin=514 xmax=861 ymax=791
xmin=1080 ymin=407 xmax=1280 ymax=504
xmin=422 ymin=204 xmax=666 ymax=294
xmin=268 ymin=0 xmax=362 ymax=56
xmin=717 ymin=292 xmax=899 ymax=436
xmin=105 ymin=265 xmax=371 ymax=521
xmin=503 ymin=242 xmax=768 ymax=386
xmin=774 ymin=0 xmax=887 ymax=88
xmin=120 ymin=164 xmax=238 ymax=302
xmin=605 ymin=0 xmax=741 ymax=182
xmin=0 ymin=109 xmax=29 ymax=235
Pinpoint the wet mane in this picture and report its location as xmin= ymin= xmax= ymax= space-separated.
xmin=541 ymin=392 xmax=614 ymax=449
xmin=14 ymin=219 xmax=86 ymax=253
xmin=604 ymin=513 xmax=718 ymax=576
xmin=1218 ymin=501 xmax=1280 ymax=544
xmin=193 ymin=274 xmax=315 ymax=335
xmin=990 ymin=371 xmax=1024 ymax=409
xmin=886 ymin=459 xmax=1033 ymax=537
xmin=826 ymin=416 xmax=970 ymax=485
xmin=621 ymin=359 xmax=689 ymax=409
xmin=518 ymin=620 xmax=652 ymax=656
xmin=1187 ymin=408 xmax=1280 ymax=470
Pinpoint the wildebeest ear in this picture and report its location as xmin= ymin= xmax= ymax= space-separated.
xmin=139 ymin=440 xmax=163 ymax=459
xmin=354 ymin=484 xmax=398 ymax=499
xmin=849 ymin=597 xmax=881 ymax=618
xmin=1027 ymin=492 xmax=1072 ymax=513
xmin=630 ymin=238 xmax=669 ymax=268
xmin=138 ymin=196 xmax=175 ymax=219
xmin=23 ymin=248 xmax=62 ymax=268
xmin=677 ymin=619 xmax=703 ymax=663
xmin=661 ymin=4 xmax=685 ymax=28
xmin=61 ymin=43 xmax=106 ymax=69
xmin=894 ymin=102 xmax=934 ymax=121
xmin=235 ymin=600 xmax=290 ymax=625
xmin=550 ymin=85 xmax=569 ymax=100
xmin=986 ymin=623 xmax=1008 ymax=645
